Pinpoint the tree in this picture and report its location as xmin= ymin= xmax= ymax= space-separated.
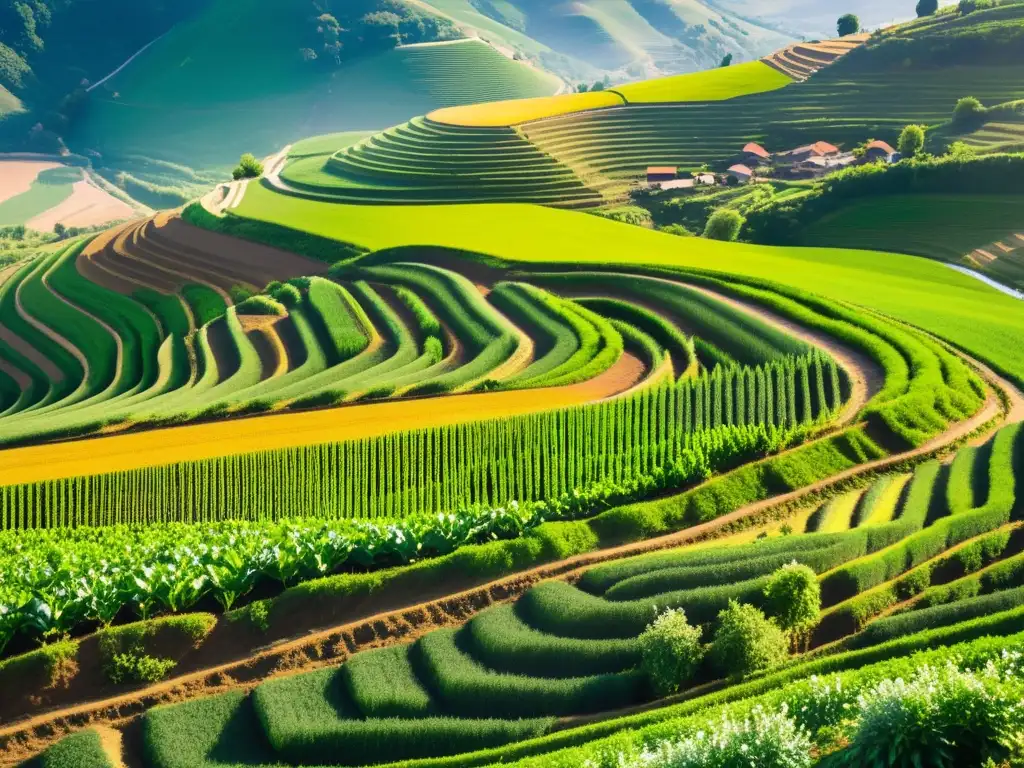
xmin=576 ymin=83 xmax=590 ymax=93
xmin=638 ymin=608 xmax=705 ymax=696
xmin=710 ymin=601 xmax=789 ymax=678
xmin=703 ymin=209 xmax=746 ymax=241
xmin=53 ymin=222 xmax=67 ymax=239
xmin=916 ymin=0 xmax=939 ymax=15
xmin=720 ymin=53 xmax=733 ymax=67
xmin=897 ymin=124 xmax=926 ymax=157
xmin=591 ymin=80 xmax=606 ymax=92
xmin=946 ymin=140 xmax=977 ymax=158
xmin=837 ymin=13 xmax=860 ymax=36
xmin=660 ymin=223 xmax=695 ymax=237
xmin=763 ymin=563 xmax=820 ymax=649
xmin=953 ymin=96 xmax=986 ymax=126
xmin=959 ymin=0 xmax=993 ymax=13
xmin=232 ymin=153 xmax=264 ymax=180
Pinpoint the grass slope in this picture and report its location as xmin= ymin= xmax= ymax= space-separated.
xmin=69 ymin=0 xmax=560 ymax=171
xmin=612 ymin=60 xmax=792 ymax=103
xmin=233 ymin=185 xmax=1024 ymax=386
xmin=800 ymin=193 xmax=1024 ymax=290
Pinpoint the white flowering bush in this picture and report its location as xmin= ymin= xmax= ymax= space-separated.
xmin=832 ymin=661 xmax=1024 ymax=767
xmin=639 ymin=608 xmax=706 ymax=697
xmin=785 ymin=673 xmax=857 ymax=736
xmin=591 ymin=705 xmax=813 ymax=768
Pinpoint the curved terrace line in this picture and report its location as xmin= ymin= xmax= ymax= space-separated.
xmin=2 ymin=337 xmax=1018 ymax=763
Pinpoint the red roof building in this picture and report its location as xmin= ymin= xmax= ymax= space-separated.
xmin=646 ymin=166 xmax=678 ymax=183
xmin=865 ymin=140 xmax=896 ymax=154
xmin=727 ymin=164 xmax=754 ymax=182
xmin=742 ymin=142 xmax=771 ymax=159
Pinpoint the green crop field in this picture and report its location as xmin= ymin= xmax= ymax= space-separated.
xmin=6 ymin=7 xmax=1024 ymax=768
xmin=612 ymin=61 xmax=792 ymax=103
xmin=231 ymin=186 xmax=1024 ymax=388
xmin=0 ymin=167 xmax=81 ymax=226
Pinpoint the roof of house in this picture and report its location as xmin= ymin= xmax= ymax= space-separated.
xmin=727 ymin=164 xmax=753 ymax=176
xmin=865 ymin=140 xmax=897 ymax=154
xmin=790 ymin=141 xmax=840 ymax=157
xmin=647 ymin=166 xmax=678 ymax=175
xmin=742 ymin=142 xmax=771 ymax=158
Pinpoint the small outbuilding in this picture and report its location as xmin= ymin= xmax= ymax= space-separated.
xmin=864 ymin=140 xmax=897 ymax=163
xmin=646 ymin=166 xmax=678 ymax=184
xmin=726 ymin=164 xmax=754 ymax=184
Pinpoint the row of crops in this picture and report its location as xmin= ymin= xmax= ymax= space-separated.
xmin=1 ymin=222 xmax=672 ymax=447
xmin=28 ymin=422 xmax=1024 ymax=768
xmin=0 ymin=350 xmax=838 ymax=529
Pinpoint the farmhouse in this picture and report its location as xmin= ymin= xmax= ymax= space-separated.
xmin=864 ymin=139 xmax=898 ymax=163
xmin=726 ymin=164 xmax=754 ymax=184
xmin=646 ymin=166 xmax=678 ymax=184
xmin=785 ymin=140 xmax=840 ymax=161
xmin=740 ymin=142 xmax=772 ymax=166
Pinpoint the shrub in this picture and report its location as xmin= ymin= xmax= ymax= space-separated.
xmin=897 ymin=125 xmax=925 ymax=158
xmin=106 ymin=652 xmax=176 ymax=684
xmin=837 ymin=13 xmax=860 ymax=36
xmin=703 ymin=209 xmax=745 ymax=242
xmin=763 ymin=563 xmax=821 ymax=635
xmin=232 ymin=153 xmax=264 ymax=180
xmin=710 ymin=601 xmax=789 ymax=679
xmin=916 ymin=0 xmax=938 ymax=15
xmin=953 ymin=96 xmax=986 ymax=126
xmin=830 ymin=662 xmax=1024 ymax=767
xmin=271 ymin=283 xmax=302 ymax=308
xmin=605 ymin=705 xmax=813 ymax=768
xmin=639 ymin=608 xmax=706 ymax=697
xmin=235 ymin=295 xmax=286 ymax=316
xmin=958 ymin=0 xmax=994 ymax=13
xmin=660 ymin=223 xmax=695 ymax=237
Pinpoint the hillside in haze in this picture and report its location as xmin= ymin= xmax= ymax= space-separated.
xmin=0 ymin=0 xmax=951 ymax=207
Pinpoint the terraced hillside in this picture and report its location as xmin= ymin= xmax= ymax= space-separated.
xmin=760 ymin=33 xmax=868 ymax=81
xmin=268 ymin=5 xmax=1024 ymax=207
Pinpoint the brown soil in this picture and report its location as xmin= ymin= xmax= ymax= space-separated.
xmin=0 ymin=161 xmax=60 ymax=204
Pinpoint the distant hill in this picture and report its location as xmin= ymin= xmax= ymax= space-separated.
xmin=416 ymin=0 xmax=794 ymax=81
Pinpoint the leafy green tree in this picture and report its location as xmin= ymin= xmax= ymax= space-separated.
xmin=959 ymin=0 xmax=994 ymax=13
xmin=837 ymin=13 xmax=861 ymax=36
xmin=953 ymin=96 xmax=986 ymax=126
xmin=763 ymin=563 xmax=820 ymax=649
xmin=703 ymin=208 xmax=746 ymax=241
xmin=52 ymin=222 xmax=67 ymax=239
xmin=916 ymin=0 xmax=939 ymax=15
xmin=720 ymin=53 xmax=733 ymax=67
xmin=591 ymin=80 xmax=606 ymax=91
xmin=232 ymin=153 xmax=264 ymax=180
xmin=710 ymin=601 xmax=789 ymax=678
xmin=897 ymin=124 xmax=926 ymax=157
xmin=639 ymin=608 xmax=705 ymax=696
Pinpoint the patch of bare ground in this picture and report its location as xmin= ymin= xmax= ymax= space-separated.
xmin=26 ymin=179 xmax=134 ymax=233
xmin=0 ymin=161 xmax=59 ymax=204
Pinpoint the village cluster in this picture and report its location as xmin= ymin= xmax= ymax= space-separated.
xmin=645 ymin=138 xmax=901 ymax=189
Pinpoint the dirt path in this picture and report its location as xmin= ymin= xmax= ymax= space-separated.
xmin=2 ymin=286 xmax=1020 ymax=763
